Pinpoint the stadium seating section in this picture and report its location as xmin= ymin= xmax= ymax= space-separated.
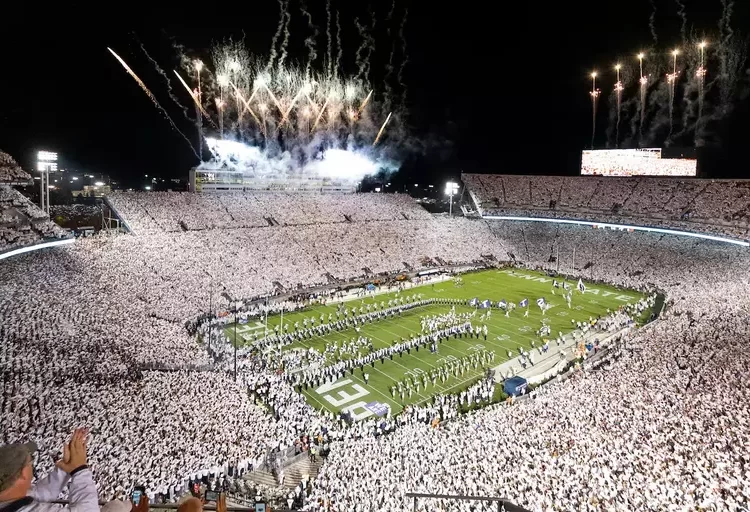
xmin=463 ymin=173 xmax=750 ymax=241
xmin=0 ymin=150 xmax=32 ymax=184
xmin=107 ymin=191 xmax=434 ymax=233
xmin=0 ymin=184 xmax=68 ymax=251
xmin=3 ymin=185 xmax=750 ymax=511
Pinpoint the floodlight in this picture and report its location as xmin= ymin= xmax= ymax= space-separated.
xmin=445 ymin=181 xmax=459 ymax=195
xmin=37 ymin=151 xmax=57 ymax=162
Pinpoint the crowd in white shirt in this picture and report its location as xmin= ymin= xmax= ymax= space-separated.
xmin=1 ymin=190 xmax=749 ymax=511
xmin=463 ymin=173 xmax=750 ymax=241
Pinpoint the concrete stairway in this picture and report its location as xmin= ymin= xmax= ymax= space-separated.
xmin=244 ymin=457 xmax=325 ymax=490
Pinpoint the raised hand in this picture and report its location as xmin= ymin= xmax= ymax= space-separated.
xmin=55 ymin=427 xmax=89 ymax=474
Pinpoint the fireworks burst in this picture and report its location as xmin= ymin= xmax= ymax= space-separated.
xmin=118 ymin=3 xmax=409 ymax=185
xmin=595 ymin=2 xmax=748 ymax=150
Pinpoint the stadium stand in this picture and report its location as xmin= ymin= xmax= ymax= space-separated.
xmin=463 ymin=173 xmax=750 ymax=241
xmin=107 ymin=191 xmax=433 ymax=233
xmin=0 ymin=150 xmax=32 ymax=184
xmin=1 ymin=188 xmax=750 ymax=511
xmin=1 ymin=185 xmax=68 ymax=251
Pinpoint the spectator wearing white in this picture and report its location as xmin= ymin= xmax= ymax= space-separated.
xmin=0 ymin=428 xmax=98 ymax=512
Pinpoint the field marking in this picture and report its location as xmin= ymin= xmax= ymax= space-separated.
xmin=234 ymin=269 xmax=646 ymax=417
xmin=367 ymin=364 xmax=430 ymax=403
xmin=354 ymin=325 xmax=488 ymax=398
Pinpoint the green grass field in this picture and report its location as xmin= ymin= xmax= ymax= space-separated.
xmin=225 ymin=268 xmax=647 ymax=420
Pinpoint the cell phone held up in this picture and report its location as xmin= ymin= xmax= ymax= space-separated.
xmin=204 ymin=490 xmax=220 ymax=504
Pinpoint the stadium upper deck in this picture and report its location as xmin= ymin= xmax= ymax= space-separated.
xmin=0 ymin=185 xmax=69 ymax=254
xmin=107 ymin=191 xmax=433 ymax=233
xmin=462 ymin=173 xmax=750 ymax=242
xmin=0 ymin=150 xmax=32 ymax=185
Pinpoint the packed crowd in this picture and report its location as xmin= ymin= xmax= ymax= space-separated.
xmin=107 ymin=191 xmax=433 ymax=233
xmin=2 ymin=188 xmax=750 ymax=510
xmin=463 ymin=173 xmax=750 ymax=241
xmin=302 ymin=222 xmax=750 ymax=511
xmin=1 ymin=185 xmax=68 ymax=251
xmin=0 ymin=150 xmax=31 ymax=184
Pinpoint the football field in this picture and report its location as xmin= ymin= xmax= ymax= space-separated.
xmin=225 ymin=268 xmax=648 ymax=420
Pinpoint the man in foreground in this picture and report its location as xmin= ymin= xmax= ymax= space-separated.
xmin=0 ymin=428 xmax=99 ymax=512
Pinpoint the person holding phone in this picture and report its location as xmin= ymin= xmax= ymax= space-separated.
xmin=0 ymin=427 xmax=99 ymax=512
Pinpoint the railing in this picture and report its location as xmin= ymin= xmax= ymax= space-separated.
xmin=405 ymin=493 xmax=531 ymax=512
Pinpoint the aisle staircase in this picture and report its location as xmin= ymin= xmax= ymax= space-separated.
xmin=244 ymin=456 xmax=325 ymax=489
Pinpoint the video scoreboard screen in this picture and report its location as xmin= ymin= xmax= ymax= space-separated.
xmin=581 ymin=149 xmax=697 ymax=177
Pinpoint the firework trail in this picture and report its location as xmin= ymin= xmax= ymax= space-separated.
xmin=326 ymin=0 xmax=332 ymax=77
xmin=718 ymin=0 xmax=735 ymax=104
xmin=385 ymin=0 xmax=397 ymax=104
xmin=173 ymin=70 xmax=217 ymax=129
xmin=719 ymin=0 xmax=735 ymax=48
xmin=267 ymin=0 xmax=286 ymax=70
xmin=398 ymin=8 xmax=409 ymax=106
xmin=335 ymin=10 xmax=342 ymax=80
xmin=107 ymin=47 xmax=198 ymax=159
xmin=133 ymin=34 xmax=191 ymax=121
xmin=300 ymin=0 xmax=319 ymax=77
xmin=668 ymin=50 xmax=679 ymax=140
xmin=368 ymin=10 xmax=377 ymax=83
xmin=674 ymin=0 xmax=687 ymax=44
xmin=384 ymin=41 xmax=396 ymax=111
xmin=648 ymin=0 xmax=658 ymax=45
xmin=590 ymin=73 xmax=600 ymax=149
xmin=387 ymin=0 xmax=396 ymax=24
xmin=278 ymin=0 xmax=291 ymax=72
xmin=354 ymin=17 xmax=368 ymax=81
xmin=614 ymin=64 xmax=624 ymax=147
xmin=352 ymin=11 xmax=377 ymax=85
xmin=637 ymin=53 xmax=647 ymax=145
xmin=373 ymin=112 xmax=392 ymax=146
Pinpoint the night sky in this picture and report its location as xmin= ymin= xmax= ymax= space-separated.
xmin=1 ymin=1 xmax=748 ymax=187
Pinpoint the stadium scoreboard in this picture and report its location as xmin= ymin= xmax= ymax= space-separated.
xmin=581 ymin=148 xmax=697 ymax=177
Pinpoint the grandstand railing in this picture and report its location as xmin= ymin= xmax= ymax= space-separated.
xmin=101 ymin=195 xmax=133 ymax=234
xmin=405 ymin=492 xmax=531 ymax=512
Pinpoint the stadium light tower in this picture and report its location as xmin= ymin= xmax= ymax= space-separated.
xmin=37 ymin=151 xmax=57 ymax=214
xmin=445 ymin=181 xmax=459 ymax=217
